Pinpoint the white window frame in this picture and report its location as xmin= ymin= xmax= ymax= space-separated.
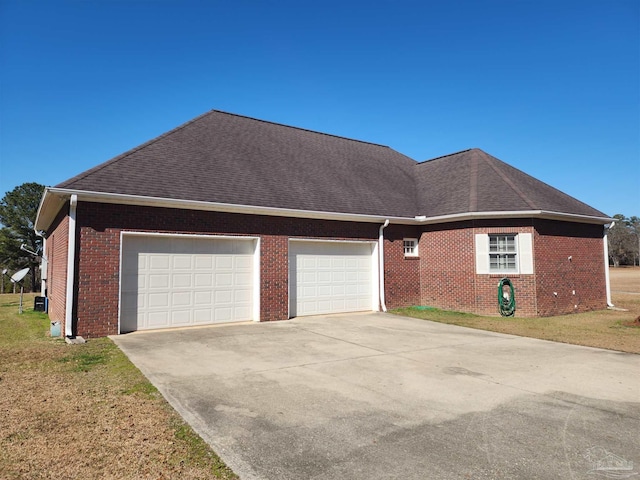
xmin=403 ymin=238 xmax=418 ymax=257
xmin=489 ymin=234 xmax=518 ymax=273
xmin=475 ymin=232 xmax=533 ymax=275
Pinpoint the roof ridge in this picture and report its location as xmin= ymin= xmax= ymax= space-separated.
xmin=416 ymin=148 xmax=474 ymax=164
xmin=209 ymin=109 xmax=390 ymax=148
xmin=482 ymin=153 xmax=539 ymax=210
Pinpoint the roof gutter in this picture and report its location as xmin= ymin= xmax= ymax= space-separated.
xmin=35 ymin=188 xmax=614 ymax=234
xmin=34 ymin=188 xmax=416 ymax=232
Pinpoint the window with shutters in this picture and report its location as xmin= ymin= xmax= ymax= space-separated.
xmin=489 ymin=234 xmax=517 ymax=272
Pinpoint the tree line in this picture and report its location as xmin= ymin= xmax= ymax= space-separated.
xmin=608 ymin=214 xmax=640 ymax=267
xmin=0 ymin=183 xmax=45 ymax=293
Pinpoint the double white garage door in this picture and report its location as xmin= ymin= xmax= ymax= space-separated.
xmin=120 ymin=235 xmax=376 ymax=333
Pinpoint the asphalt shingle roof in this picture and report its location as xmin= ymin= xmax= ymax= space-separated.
xmin=57 ymin=110 xmax=608 ymax=220
xmin=414 ymin=149 xmax=607 ymax=218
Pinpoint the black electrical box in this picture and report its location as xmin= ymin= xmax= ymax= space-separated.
xmin=34 ymin=296 xmax=47 ymax=312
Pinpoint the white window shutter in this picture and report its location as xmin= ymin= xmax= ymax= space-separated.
xmin=518 ymin=233 xmax=534 ymax=274
xmin=475 ymin=234 xmax=490 ymax=274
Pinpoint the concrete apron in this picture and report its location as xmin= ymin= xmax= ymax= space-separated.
xmin=112 ymin=312 xmax=640 ymax=480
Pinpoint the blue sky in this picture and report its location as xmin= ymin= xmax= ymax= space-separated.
xmin=1 ymin=0 xmax=638 ymax=217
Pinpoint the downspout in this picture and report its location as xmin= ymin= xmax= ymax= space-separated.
xmin=603 ymin=222 xmax=614 ymax=308
xmin=65 ymin=195 xmax=78 ymax=337
xmin=379 ymin=219 xmax=390 ymax=312
xmin=34 ymin=230 xmax=47 ymax=296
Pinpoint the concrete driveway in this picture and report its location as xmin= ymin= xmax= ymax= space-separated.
xmin=112 ymin=313 xmax=640 ymax=480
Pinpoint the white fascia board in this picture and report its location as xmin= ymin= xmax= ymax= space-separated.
xmin=35 ymin=188 xmax=70 ymax=233
xmin=36 ymin=187 xmax=613 ymax=229
xmin=416 ymin=210 xmax=613 ymax=226
xmin=39 ymin=188 xmax=417 ymax=225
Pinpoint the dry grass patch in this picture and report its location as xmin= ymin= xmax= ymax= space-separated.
xmin=393 ymin=267 xmax=640 ymax=354
xmin=0 ymin=294 xmax=237 ymax=480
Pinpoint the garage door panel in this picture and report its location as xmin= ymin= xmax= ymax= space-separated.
xmin=121 ymin=236 xmax=256 ymax=332
xmin=215 ymin=290 xmax=233 ymax=304
xmin=215 ymin=273 xmax=234 ymax=286
xmin=194 ymin=309 xmax=212 ymax=323
xmin=149 ymin=255 xmax=171 ymax=269
xmin=148 ymin=311 xmax=169 ymax=328
xmin=234 ymin=256 xmax=253 ymax=269
xmin=170 ymin=310 xmax=191 ymax=325
xmin=148 ymin=292 xmax=169 ymax=308
xmin=195 ymin=273 xmax=213 ymax=287
xmin=215 ymin=256 xmax=233 ymax=269
xmin=149 ymin=275 xmax=170 ymax=289
xmin=194 ymin=291 xmax=212 ymax=305
xmin=234 ymin=289 xmax=252 ymax=302
xmin=290 ymin=241 xmax=374 ymax=317
xmin=172 ymin=274 xmax=192 ymax=288
xmin=235 ymin=272 xmax=253 ymax=286
xmin=171 ymin=291 xmax=191 ymax=306
xmin=195 ymin=256 xmax=214 ymax=269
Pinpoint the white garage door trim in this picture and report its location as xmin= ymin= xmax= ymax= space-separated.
xmin=288 ymin=239 xmax=379 ymax=318
xmin=119 ymin=232 xmax=260 ymax=333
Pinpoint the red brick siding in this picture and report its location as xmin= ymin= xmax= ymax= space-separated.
xmin=383 ymin=225 xmax=422 ymax=309
xmin=419 ymin=222 xmax=478 ymax=313
xmin=472 ymin=221 xmax=537 ymax=317
xmin=534 ymin=220 xmax=606 ymax=316
xmin=59 ymin=201 xmax=608 ymax=337
xmin=418 ymin=220 xmax=537 ymax=316
xmin=74 ymin=202 xmax=383 ymax=338
xmin=45 ymin=206 xmax=70 ymax=333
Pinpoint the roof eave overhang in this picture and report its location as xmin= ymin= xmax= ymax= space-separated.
xmin=416 ymin=210 xmax=613 ymax=225
xmin=34 ymin=188 xmax=613 ymax=233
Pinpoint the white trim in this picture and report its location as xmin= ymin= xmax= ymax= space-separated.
xmin=488 ymin=233 xmax=519 ymax=275
xmin=34 ymin=187 xmax=613 ymax=233
xmin=403 ymin=238 xmax=419 ymax=257
xmin=476 ymin=233 xmax=535 ymax=275
xmin=603 ymin=224 xmax=614 ymax=307
xmin=65 ymin=195 xmax=77 ymax=337
xmin=288 ymin=238 xmax=379 ymax=317
xmin=518 ymin=233 xmax=534 ymax=274
xmin=118 ymin=232 xmax=261 ymax=333
xmin=475 ymin=234 xmax=490 ymax=274
xmin=253 ymin=237 xmax=261 ymax=321
xmin=379 ymin=220 xmax=390 ymax=312
xmin=417 ymin=209 xmax=613 ymax=226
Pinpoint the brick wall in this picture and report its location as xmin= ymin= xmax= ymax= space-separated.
xmin=74 ymin=202 xmax=383 ymax=337
xmin=60 ymin=201 xmax=608 ymax=337
xmin=534 ymin=220 xmax=606 ymax=316
xmin=417 ymin=219 xmax=605 ymax=317
xmin=472 ymin=220 xmax=537 ymax=317
xmin=382 ymin=224 xmax=422 ymax=309
xmin=419 ymin=221 xmax=478 ymax=313
xmin=45 ymin=205 xmax=70 ymax=334
xmin=418 ymin=219 xmax=539 ymax=317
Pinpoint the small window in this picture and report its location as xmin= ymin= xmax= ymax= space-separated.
xmin=403 ymin=238 xmax=418 ymax=257
xmin=489 ymin=234 xmax=517 ymax=272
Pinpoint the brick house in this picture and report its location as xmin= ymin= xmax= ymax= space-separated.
xmin=34 ymin=110 xmax=613 ymax=338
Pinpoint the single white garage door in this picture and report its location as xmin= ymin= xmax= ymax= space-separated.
xmin=120 ymin=235 xmax=257 ymax=332
xmin=289 ymin=240 xmax=376 ymax=317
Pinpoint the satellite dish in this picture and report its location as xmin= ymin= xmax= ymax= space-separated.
xmin=11 ymin=268 xmax=29 ymax=283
